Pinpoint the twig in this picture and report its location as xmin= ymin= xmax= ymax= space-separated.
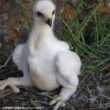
xmin=0 ymin=54 xmax=12 ymax=70
xmin=0 ymin=91 xmax=13 ymax=99
xmin=90 ymin=102 xmax=110 ymax=109
xmin=99 ymin=94 xmax=110 ymax=101
xmin=37 ymin=92 xmax=53 ymax=99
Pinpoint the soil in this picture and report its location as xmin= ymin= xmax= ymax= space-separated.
xmin=0 ymin=0 xmax=110 ymax=110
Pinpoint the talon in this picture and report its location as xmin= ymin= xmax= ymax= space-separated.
xmin=0 ymin=79 xmax=20 ymax=93
xmin=10 ymin=85 xmax=20 ymax=93
xmin=49 ymin=98 xmax=57 ymax=105
xmin=62 ymin=102 xmax=66 ymax=107
xmin=49 ymin=96 xmax=65 ymax=110
xmin=0 ymin=80 xmax=5 ymax=86
xmin=54 ymin=101 xmax=64 ymax=110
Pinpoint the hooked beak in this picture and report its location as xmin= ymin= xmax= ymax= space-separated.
xmin=46 ymin=18 xmax=52 ymax=27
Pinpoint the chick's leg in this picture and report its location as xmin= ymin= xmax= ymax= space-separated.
xmin=50 ymin=86 xmax=77 ymax=110
xmin=0 ymin=77 xmax=32 ymax=93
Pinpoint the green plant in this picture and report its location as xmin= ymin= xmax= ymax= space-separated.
xmin=58 ymin=0 xmax=110 ymax=84
xmin=61 ymin=0 xmax=109 ymax=69
xmin=17 ymin=0 xmax=32 ymax=29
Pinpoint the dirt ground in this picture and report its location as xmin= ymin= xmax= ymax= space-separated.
xmin=0 ymin=0 xmax=110 ymax=110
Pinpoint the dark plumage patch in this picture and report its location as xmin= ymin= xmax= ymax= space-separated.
xmin=36 ymin=11 xmax=44 ymax=17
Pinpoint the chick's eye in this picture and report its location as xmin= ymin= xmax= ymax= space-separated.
xmin=52 ymin=10 xmax=55 ymax=15
xmin=36 ymin=12 xmax=43 ymax=17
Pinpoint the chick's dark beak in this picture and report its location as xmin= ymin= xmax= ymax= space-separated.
xmin=46 ymin=18 xmax=52 ymax=27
